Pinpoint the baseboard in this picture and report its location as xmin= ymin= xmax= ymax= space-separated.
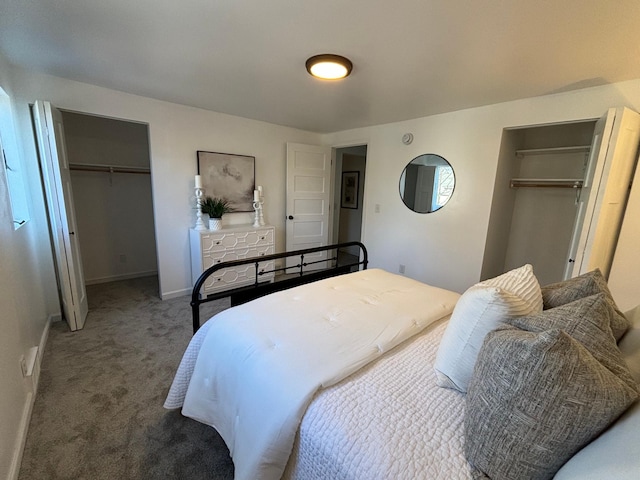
xmin=8 ymin=391 xmax=34 ymax=480
xmin=8 ymin=316 xmax=51 ymax=480
xmin=161 ymin=287 xmax=191 ymax=300
xmin=34 ymin=315 xmax=53 ymax=394
xmin=85 ymin=270 xmax=158 ymax=286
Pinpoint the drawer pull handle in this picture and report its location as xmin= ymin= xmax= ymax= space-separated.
xmin=216 ymin=241 xmax=220 ymax=245
xmin=260 ymin=253 xmax=265 ymax=256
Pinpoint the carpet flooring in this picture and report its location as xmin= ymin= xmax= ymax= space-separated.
xmin=18 ymin=276 xmax=235 ymax=480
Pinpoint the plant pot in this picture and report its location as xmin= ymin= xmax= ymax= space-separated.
xmin=208 ymin=218 xmax=222 ymax=231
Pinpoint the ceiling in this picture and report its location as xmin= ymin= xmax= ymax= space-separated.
xmin=1 ymin=0 xmax=640 ymax=133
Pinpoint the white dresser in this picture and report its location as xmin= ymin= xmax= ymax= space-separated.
xmin=190 ymin=224 xmax=275 ymax=295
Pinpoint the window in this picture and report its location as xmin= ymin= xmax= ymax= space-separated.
xmin=432 ymin=165 xmax=454 ymax=211
xmin=0 ymin=87 xmax=29 ymax=228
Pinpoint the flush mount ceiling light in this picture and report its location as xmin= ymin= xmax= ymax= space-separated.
xmin=305 ymin=54 xmax=353 ymax=80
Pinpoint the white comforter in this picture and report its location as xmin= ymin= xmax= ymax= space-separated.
xmin=168 ymin=269 xmax=460 ymax=480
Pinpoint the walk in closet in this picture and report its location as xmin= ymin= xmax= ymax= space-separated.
xmin=34 ymin=102 xmax=158 ymax=331
xmin=482 ymin=107 xmax=640 ymax=286
xmin=61 ymin=112 xmax=158 ymax=286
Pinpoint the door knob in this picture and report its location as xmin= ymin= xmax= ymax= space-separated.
xmin=288 ymin=215 xmax=294 ymax=220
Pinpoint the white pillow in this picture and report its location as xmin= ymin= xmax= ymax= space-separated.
xmin=479 ymin=263 xmax=543 ymax=312
xmin=434 ymin=264 xmax=543 ymax=393
xmin=619 ymin=305 xmax=640 ymax=383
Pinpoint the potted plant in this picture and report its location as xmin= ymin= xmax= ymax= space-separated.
xmin=199 ymin=196 xmax=233 ymax=230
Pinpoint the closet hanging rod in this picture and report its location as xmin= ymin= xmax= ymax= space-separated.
xmin=69 ymin=163 xmax=150 ymax=175
xmin=515 ymin=145 xmax=591 ymax=157
xmin=510 ymin=178 xmax=584 ymax=189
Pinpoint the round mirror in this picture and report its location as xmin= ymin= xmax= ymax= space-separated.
xmin=399 ymin=154 xmax=455 ymax=213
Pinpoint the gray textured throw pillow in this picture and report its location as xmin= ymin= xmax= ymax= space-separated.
xmin=465 ymin=327 xmax=639 ymax=480
xmin=508 ymin=293 xmax=638 ymax=390
xmin=541 ymin=269 xmax=629 ymax=341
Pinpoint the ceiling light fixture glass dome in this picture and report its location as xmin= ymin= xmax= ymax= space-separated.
xmin=306 ymin=54 xmax=353 ymax=80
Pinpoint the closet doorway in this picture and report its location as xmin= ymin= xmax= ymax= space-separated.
xmin=61 ymin=111 xmax=158 ymax=293
xmin=332 ymin=145 xmax=367 ymax=264
xmin=482 ymin=108 xmax=640 ymax=286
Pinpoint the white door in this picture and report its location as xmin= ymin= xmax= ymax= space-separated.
xmin=565 ymin=107 xmax=640 ymax=279
xmin=285 ymin=143 xmax=332 ymax=271
xmin=414 ymin=165 xmax=436 ymax=212
xmin=563 ymin=110 xmax=614 ymax=279
xmin=608 ymin=150 xmax=640 ymax=311
xmin=33 ymin=101 xmax=88 ymax=331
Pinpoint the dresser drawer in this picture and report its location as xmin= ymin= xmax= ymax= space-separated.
xmin=202 ymin=257 xmax=275 ymax=294
xmin=191 ymin=225 xmax=275 ymax=292
xmin=205 ymin=245 xmax=274 ymax=267
xmin=201 ymin=228 xmax=274 ymax=253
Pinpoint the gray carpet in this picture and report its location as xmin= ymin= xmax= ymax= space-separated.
xmin=19 ymin=276 xmax=235 ymax=479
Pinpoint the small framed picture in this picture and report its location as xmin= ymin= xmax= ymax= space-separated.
xmin=197 ymin=151 xmax=255 ymax=212
xmin=341 ymin=171 xmax=359 ymax=209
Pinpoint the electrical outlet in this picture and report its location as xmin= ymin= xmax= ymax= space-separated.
xmin=399 ymin=264 xmax=406 ymax=274
xmin=20 ymin=347 xmax=39 ymax=378
xmin=20 ymin=355 xmax=27 ymax=376
xmin=375 ymin=204 xmax=381 ymax=213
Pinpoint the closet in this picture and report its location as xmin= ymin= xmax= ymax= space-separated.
xmin=34 ymin=102 xmax=158 ymax=331
xmin=482 ymin=107 xmax=640 ymax=287
xmin=61 ymin=112 xmax=158 ymax=287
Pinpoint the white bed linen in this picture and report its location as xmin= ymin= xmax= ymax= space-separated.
xmin=283 ymin=319 xmax=471 ymax=480
xmin=169 ymin=269 xmax=460 ymax=480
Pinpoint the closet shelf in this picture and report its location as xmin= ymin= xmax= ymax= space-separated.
xmin=515 ymin=145 xmax=591 ymax=158
xmin=69 ymin=163 xmax=150 ymax=175
xmin=510 ymin=178 xmax=584 ymax=189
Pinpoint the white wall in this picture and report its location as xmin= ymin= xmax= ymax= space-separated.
xmin=71 ymin=169 xmax=158 ymax=284
xmin=0 ymin=156 xmax=30 ymax=480
xmin=0 ymin=55 xmax=58 ymax=480
xmin=6 ymin=65 xmax=640 ymax=298
xmin=481 ymin=129 xmax=522 ymax=280
xmin=8 ymin=67 xmax=323 ymax=299
xmin=324 ymin=80 xmax=640 ymax=293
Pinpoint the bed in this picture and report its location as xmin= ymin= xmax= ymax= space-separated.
xmin=166 ymin=247 xmax=640 ymax=480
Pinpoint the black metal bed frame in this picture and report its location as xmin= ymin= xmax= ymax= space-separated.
xmin=191 ymin=241 xmax=368 ymax=333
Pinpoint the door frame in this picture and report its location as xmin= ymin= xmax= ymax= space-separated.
xmin=32 ymin=103 xmax=161 ymax=329
xmin=56 ymin=109 xmax=159 ymax=290
xmin=567 ymin=107 xmax=640 ymax=279
xmin=330 ymin=143 xmax=368 ymax=259
xmin=284 ymin=141 xmax=368 ymax=270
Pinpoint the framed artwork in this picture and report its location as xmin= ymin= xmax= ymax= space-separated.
xmin=197 ymin=151 xmax=255 ymax=212
xmin=341 ymin=171 xmax=359 ymax=209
